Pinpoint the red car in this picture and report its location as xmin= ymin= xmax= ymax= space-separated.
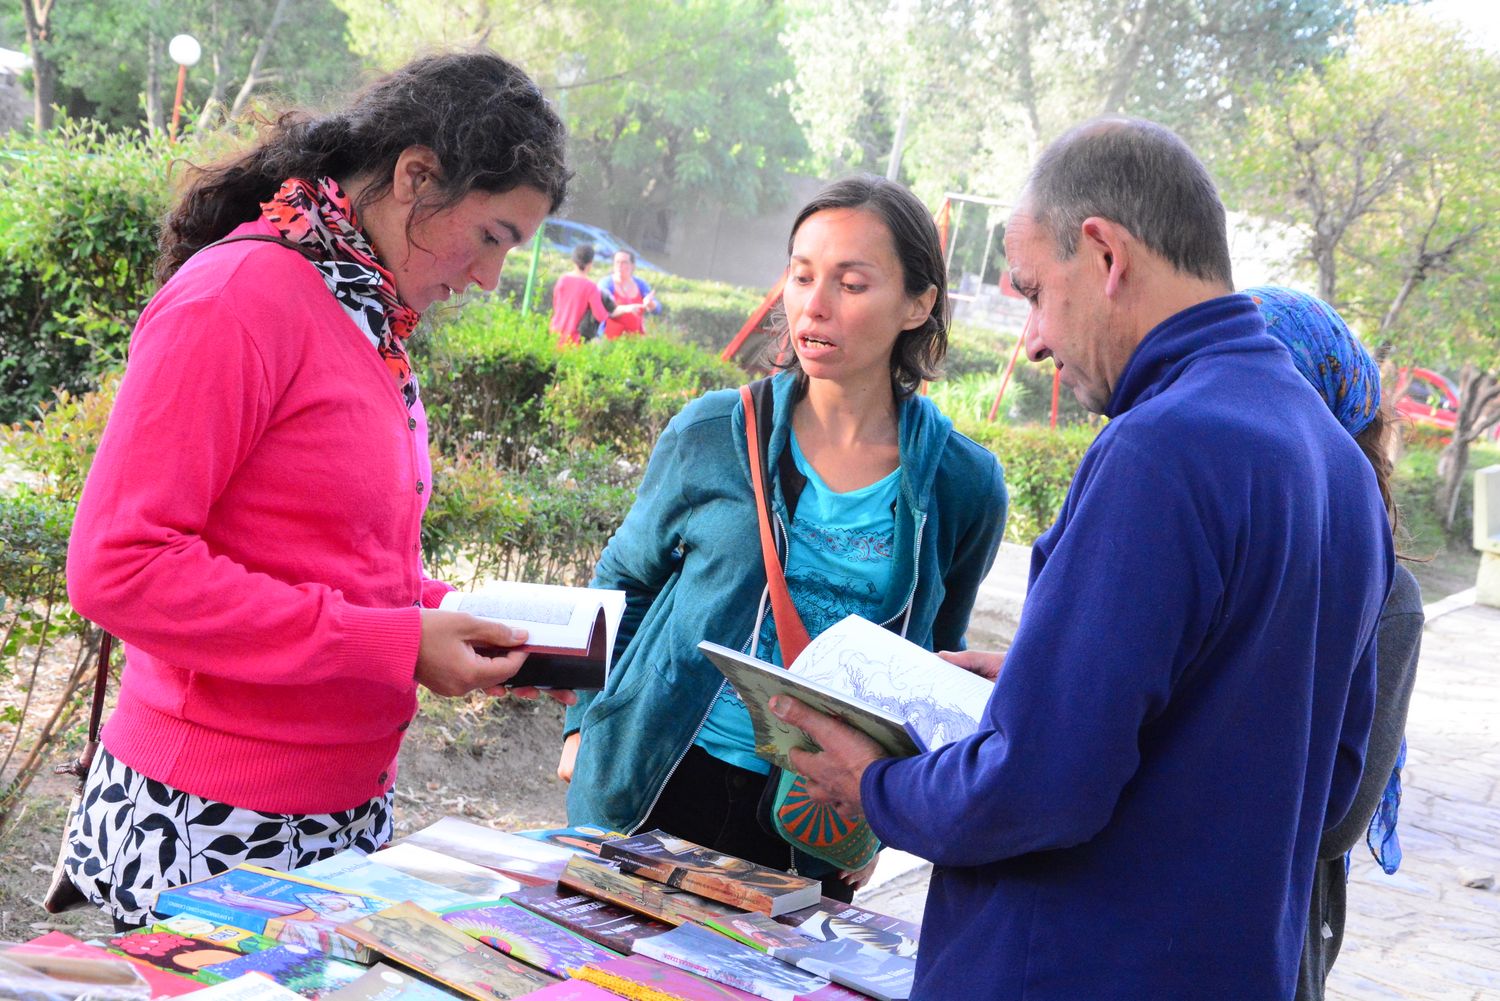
xmin=1395 ymin=367 xmax=1500 ymax=442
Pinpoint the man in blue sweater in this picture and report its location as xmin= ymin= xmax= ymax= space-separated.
xmin=771 ymin=118 xmax=1393 ymax=999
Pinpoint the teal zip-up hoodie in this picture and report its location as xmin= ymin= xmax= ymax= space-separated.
xmin=565 ymin=372 xmax=1008 ymax=837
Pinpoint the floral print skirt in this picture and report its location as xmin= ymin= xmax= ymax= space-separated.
xmin=62 ymin=746 xmax=393 ymax=925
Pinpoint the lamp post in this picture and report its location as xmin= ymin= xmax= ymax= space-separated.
xmin=167 ymin=33 xmax=201 ymax=139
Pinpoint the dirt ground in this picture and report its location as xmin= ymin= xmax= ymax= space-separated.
xmin=0 ymin=694 xmax=569 ymax=943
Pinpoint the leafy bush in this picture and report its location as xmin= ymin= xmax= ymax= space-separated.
xmin=0 ymin=121 xmax=172 ymax=423
xmin=649 ymin=277 xmax=767 ymax=355
xmin=956 ymin=420 xmax=1099 ymax=545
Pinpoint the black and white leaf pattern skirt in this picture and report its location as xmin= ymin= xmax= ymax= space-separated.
xmin=62 ymin=747 xmax=393 ymax=924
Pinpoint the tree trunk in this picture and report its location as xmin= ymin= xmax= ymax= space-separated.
xmin=20 ymin=0 xmax=58 ymax=131
xmin=229 ymin=0 xmax=291 ymax=120
xmin=1437 ymin=365 xmax=1500 ymax=534
xmin=1100 ymin=0 xmax=1159 ymax=115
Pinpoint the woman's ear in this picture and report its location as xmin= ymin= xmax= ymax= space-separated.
xmin=391 ymin=146 xmax=442 ymax=206
xmin=904 ymin=284 xmax=939 ymax=331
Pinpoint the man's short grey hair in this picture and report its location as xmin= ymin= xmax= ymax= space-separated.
xmin=1020 ymin=117 xmax=1233 ymax=287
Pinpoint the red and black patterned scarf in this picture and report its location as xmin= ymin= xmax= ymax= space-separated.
xmin=261 ymin=177 xmax=420 ymax=409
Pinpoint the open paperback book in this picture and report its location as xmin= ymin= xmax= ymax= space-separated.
xmin=439 ymin=581 xmax=626 ymax=690
xmin=698 ymin=613 xmax=994 ymax=772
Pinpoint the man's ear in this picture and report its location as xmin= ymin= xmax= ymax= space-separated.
xmin=1080 ymin=217 xmax=1129 ymax=299
xmin=391 ymin=146 xmax=442 ymax=206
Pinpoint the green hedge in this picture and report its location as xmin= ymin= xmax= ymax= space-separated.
xmin=956 ymin=419 xmax=1099 ymax=545
xmin=0 ymin=122 xmax=172 ymax=424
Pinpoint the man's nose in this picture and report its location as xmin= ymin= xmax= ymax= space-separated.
xmin=1021 ymin=311 xmax=1050 ymax=363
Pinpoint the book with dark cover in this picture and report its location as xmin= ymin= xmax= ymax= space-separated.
xmin=504 ymin=883 xmax=671 ymax=955
xmin=598 ymin=830 xmax=819 ymax=917
xmin=439 ymin=898 xmax=621 ymax=978
xmin=151 ymin=866 xmax=385 ymax=963
xmin=202 ymin=944 xmax=366 ymax=999
xmin=439 ymin=582 xmax=626 ymax=689
xmin=557 ymin=856 xmax=743 ymax=927
xmin=631 ymin=923 xmax=832 ymax=1001
xmin=338 ymin=902 xmax=555 ymax=1001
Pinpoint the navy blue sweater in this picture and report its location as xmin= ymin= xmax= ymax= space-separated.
xmin=862 ymin=295 xmax=1393 ymax=1000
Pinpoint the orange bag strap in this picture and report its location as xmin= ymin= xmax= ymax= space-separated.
xmin=740 ymin=384 xmax=811 ymax=664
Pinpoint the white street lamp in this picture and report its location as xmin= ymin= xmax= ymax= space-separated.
xmin=168 ymin=34 xmax=201 ymax=138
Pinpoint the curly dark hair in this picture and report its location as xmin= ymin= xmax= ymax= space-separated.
xmin=156 ymin=51 xmax=570 ymax=282
xmin=771 ymin=175 xmax=948 ymax=399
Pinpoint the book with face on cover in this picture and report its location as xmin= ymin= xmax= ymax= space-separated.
xmin=557 ymin=856 xmax=743 ymax=928
xmin=597 ymin=831 xmax=819 ymax=917
xmin=151 ymin=865 xmax=388 ymax=963
xmin=438 ymin=582 xmax=626 ymax=690
xmin=294 ymin=850 xmax=477 ymax=912
xmin=399 ymin=817 xmax=576 ymax=887
xmin=698 ymin=613 xmax=994 ymax=772
xmin=370 ymin=843 xmax=523 ymax=901
xmin=629 ymin=923 xmax=834 ymax=1001
xmin=338 ymin=902 xmax=556 ymax=1001
xmin=792 ymin=906 xmax=920 ymax=958
xmin=320 ymin=963 xmax=458 ymax=1001
xmin=439 ymin=898 xmax=621 ymax=978
xmin=504 ymin=883 xmax=672 ymax=955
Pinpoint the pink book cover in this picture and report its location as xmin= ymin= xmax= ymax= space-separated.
xmin=511 ymin=981 xmax=620 ymax=999
xmin=11 ymin=930 xmax=199 ymax=997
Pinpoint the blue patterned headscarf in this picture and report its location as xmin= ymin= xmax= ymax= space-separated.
xmin=1246 ymin=286 xmax=1381 ymax=436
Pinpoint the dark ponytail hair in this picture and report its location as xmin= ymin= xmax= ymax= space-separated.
xmin=157 ymin=51 xmax=570 ymax=282
xmin=771 ymin=175 xmax=948 ymax=399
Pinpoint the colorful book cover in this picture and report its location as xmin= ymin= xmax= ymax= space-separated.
xmin=557 ymin=856 xmax=742 ymax=928
xmin=701 ymin=912 xmax=813 ymax=953
xmin=513 ymin=827 xmax=625 ymax=856
xmin=400 ymin=818 xmax=574 ymax=886
xmin=176 ymin=973 xmax=307 ymax=1000
xmin=203 ymin=944 xmax=366 ymax=999
xmin=507 ymin=981 xmax=620 ymax=1000
xmin=630 ymin=923 xmax=831 ymax=1001
xmin=792 ymin=906 xmax=920 ymax=957
xmin=439 ymin=898 xmax=621 ymax=978
xmin=572 ymin=955 xmax=760 ymax=1001
xmin=104 ymin=916 xmax=281 ymax=989
xmin=505 ymin=883 xmax=672 ymax=955
xmin=152 ymin=864 xmax=389 ymax=962
xmin=338 ymin=901 xmax=556 ymax=1001
xmin=768 ymin=938 xmax=914 ymax=1001
xmin=320 ymin=963 xmax=456 ymax=1001
xmin=7 ymin=931 xmax=180 ymax=997
xmin=371 ymin=843 xmax=522 ymax=901
xmin=295 ymin=850 xmax=477 ymax=911
xmin=598 ymin=831 xmax=819 ymax=917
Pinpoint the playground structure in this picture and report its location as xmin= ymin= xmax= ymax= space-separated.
xmin=717 ymin=191 xmax=1066 ymax=428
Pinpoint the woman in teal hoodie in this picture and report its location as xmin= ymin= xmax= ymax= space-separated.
xmin=560 ymin=176 xmax=1008 ymax=897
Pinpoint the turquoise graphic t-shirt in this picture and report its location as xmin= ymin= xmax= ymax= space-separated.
xmin=695 ymin=431 xmax=899 ymax=773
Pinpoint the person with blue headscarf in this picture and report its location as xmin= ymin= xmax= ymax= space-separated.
xmin=1246 ymin=286 xmax=1424 ymax=1001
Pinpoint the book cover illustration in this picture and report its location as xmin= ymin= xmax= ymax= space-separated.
xmin=438 ymin=582 xmax=626 ymax=689
xmin=701 ymin=912 xmax=813 ymax=953
xmin=506 ymin=980 xmax=620 ymax=999
xmin=338 ymin=901 xmax=556 ymax=1001
xmin=504 ymin=883 xmax=672 ymax=955
xmin=401 ymin=817 xmax=574 ymax=886
xmin=202 ymin=944 xmax=366 ymax=999
xmin=295 ymin=849 xmax=477 ymax=911
xmin=104 ymin=917 xmax=280 ymax=989
xmin=571 ymin=955 xmax=761 ymax=1000
xmin=768 ymin=938 xmax=914 ymax=1001
xmin=152 ymin=865 xmax=387 ymax=962
xmin=630 ymin=923 xmax=832 ymax=1001
xmin=513 ymin=826 xmax=625 ymax=856
xmin=371 ymin=842 xmax=522 ymax=901
xmin=794 ymin=906 xmax=920 ymax=958
xmin=558 ymin=856 xmax=743 ymax=928
xmin=7 ymin=931 xmax=183 ymax=998
xmin=318 ymin=963 xmax=456 ymax=1001
xmin=598 ymin=831 xmax=819 ymax=917
xmin=439 ymin=898 xmax=620 ymax=978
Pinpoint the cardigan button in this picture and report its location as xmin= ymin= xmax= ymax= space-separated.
xmin=407 ymin=417 xmax=417 ymax=431
xmin=415 ymin=481 xmax=424 ymax=494
xmin=377 ymin=771 xmax=389 ymax=784
xmin=397 ymin=719 xmax=411 ymax=732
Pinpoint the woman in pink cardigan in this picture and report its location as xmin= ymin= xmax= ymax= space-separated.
xmin=62 ymin=52 xmax=572 ymax=929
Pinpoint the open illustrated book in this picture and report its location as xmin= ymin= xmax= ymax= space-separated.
xmin=698 ymin=614 xmax=994 ymax=771
xmin=439 ymin=582 xmax=626 ymax=689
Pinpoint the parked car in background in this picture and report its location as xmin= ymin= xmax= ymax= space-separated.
xmin=542 ymin=218 xmax=666 ymax=274
xmin=1395 ymin=366 xmax=1500 ymax=442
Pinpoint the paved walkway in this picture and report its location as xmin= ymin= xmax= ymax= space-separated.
xmin=857 ymin=550 xmax=1500 ymax=1000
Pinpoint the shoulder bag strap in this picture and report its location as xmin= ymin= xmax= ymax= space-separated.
xmin=739 ymin=384 xmax=812 ymax=664
xmin=57 ymin=630 xmax=112 ymax=784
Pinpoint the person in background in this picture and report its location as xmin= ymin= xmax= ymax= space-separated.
xmin=1242 ymin=286 xmax=1424 ymax=1001
xmin=549 ymin=242 xmax=644 ymax=346
xmin=771 ymin=118 xmax=1392 ymax=999
xmin=598 ymin=249 xmax=662 ymax=339
xmin=63 ymin=52 xmax=572 ymax=931
xmin=561 ymin=175 xmax=1008 ymax=903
